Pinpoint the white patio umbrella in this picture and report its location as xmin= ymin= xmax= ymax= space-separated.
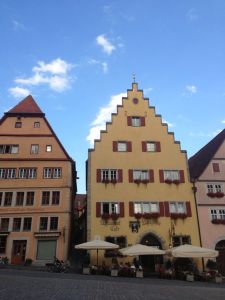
xmin=119 ymin=244 xmax=165 ymax=256
xmin=75 ymin=239 xmax=119 ymax=267
xmin=166 ymin=244 xmax=218 ymax=258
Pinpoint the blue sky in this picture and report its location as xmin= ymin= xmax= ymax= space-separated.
xmin=0 ymin=0 xmax=225 ymax=193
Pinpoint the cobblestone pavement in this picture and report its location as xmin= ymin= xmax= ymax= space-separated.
xmin=0 ymin=269 xmax=225 ymax=300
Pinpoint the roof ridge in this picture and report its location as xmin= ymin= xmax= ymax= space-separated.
xmin=6 ymin=95 xmax=44 ymax=115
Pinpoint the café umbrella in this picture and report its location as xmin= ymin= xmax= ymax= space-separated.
xmin=119 ymin=244 xmax=165 ymax=256
xmin=166 ymin=244 xmax=218 ymax=258
xmin=75 ymin=239 xmax=119 ymax=267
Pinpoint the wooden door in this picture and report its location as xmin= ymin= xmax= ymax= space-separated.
xmin=11 ymin=240 xmax=27 ymax=264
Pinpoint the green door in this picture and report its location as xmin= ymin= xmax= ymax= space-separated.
xmin=36 ymin=240 xmax=57 ymax=260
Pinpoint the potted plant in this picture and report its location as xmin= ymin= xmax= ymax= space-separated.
xmin=134 ymin=213 xmax=142 ymax=219
xmin=165 ymin=179 xmax=172 ymax=184
xmin=111 ymin=213 xmax=119 ymax=222
xmin=173 ymin=179 xmax=180 ymax=185
xmin=207 ymin=192 xmax=216 ymax=197
xmin=142 ymin=179 xmax=149 ymax=184
xmin=101 ymin=213 xmax=111 ymax=223
xmin=111 ymin=179 xmax=117 ymax=184
xmin=134 ymin=179 xmax=141 ymax=184
xmin=102 ymin=178 xmax=110 ymax=184
xmin=215 ymin=192 xmax=224 ymax=198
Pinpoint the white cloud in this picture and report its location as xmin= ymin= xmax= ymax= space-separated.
xmin=9 ymin=86 xmax=30 ymax=98
xmin=162 ymin=119 xmax=174 ymax=128
xmin=96 ymin=34 xmax=116 ymax=55
xmin=189 ymin=129 xmax=222 ymax=137
xmin=221 ymin=120 xmax=225 ymax=124
xmin=88 ymin=59 xmax=108 ymax=73
xmin=12 ymin=58 xmax=74 ymax=93
xmin=186 ymin=85 xmax=197 ymax=94
xmin=87 ymin=92 xmax=126 ymax=145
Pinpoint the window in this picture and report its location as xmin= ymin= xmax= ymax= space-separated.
xmin=46 ymin=145 xmax=52 ymax=152
xmin=118 ymin=142 xmax=127 ymax=152
xmin=15 ymin=122 xmax=22 ymax=128
xmin=0 ymin=236 xmax=7 ymax=254
xmin=34 ymin=122 xmax=40 ymax=128
xmin=52 ymin=191 xmax=60 ymax=205
xmin=0 ymin=145 xmax=19 ymax=154
xmin=18 ymin=168 xmax=37 ymax=179
xmin=132 ymin=117 xmax=141 ymax=127
xmin=23 ymin=217 xmax=32 ymax=231
xmin=4 ymin=192 xmax=13 ymax=206
xmin=31 ymin=144 xmax=39 ymax=154
xmin=50 ymin=217 xmax=58 ymax=230
xmin=133 ymin=170 xmax=149 ymax=180
xmin=172 ymin=235 xmax=191 ymax=247
xmin=42 ymin=191 xmax=50 ymax=205
xmin=40 ymin=217 xmax=48 ymax=231
xmin=213 ymin=163 xmax=220 ymax=173
xmin=113 ymin=141 xmax=132 ymax=152
xmin=13 ymin=218 xmax=21 ymax=231
xmin=26 ymin=192 xmax=34 ymax=206
xmin=0 ymin=168 xmax=17 ymax=179
xmin=102 ymin=169 xmax=117 ymax=181
xmin=0 ymin=169 xmax=6 ymax=179
xmin=134 ymin=202 xmax=159 ymax=214
xmin=211 ymin=209 xmax=225 ymax=220
xmin=105 ymin=236 xmax=126 ymax=257
xmin=102 ymin=202 xmax=119 ymax=214
xmin=43 ymin=168 xmax=62 ymax=179
xmin=0 ymin=218 xmax=9 ymax=231
xmin=0 ymin=192 xmax=2 ymax=206
xmin=169 ymin=202 xmax=186 ymax=214
xmin=164 ymin=170 xmax=180 ymax=181
xmin=207 ymin=183 xmax=223 ymax=193
xmin=147 ymin=142 xmax=156 ymax=152
xmin=16 ymin=192 xmax=24 ymax=206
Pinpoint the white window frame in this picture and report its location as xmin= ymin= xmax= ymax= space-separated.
xmin=134 ymin=202 xmax=159 ymax=214
xmin=131 ymin=117 xmax=141 ymax=127
xmin=101 ymin=169 xmax=117 ymax=181
xmin=169 ymin=202 xmax=186 ymax=214
xmin=31 ymin=144 xmax=39 ymax=154
xmin=117 ymin=142 xmax=127 ymax=152
xmin=0 ymin=145 xmax=19 ymax=154
xmin=39 ymin=216 xmax=59 ymax=231
xmin=46 ymin=145 xmax=52 ymax=152
xmin=207 ymin=183 xmax=223 ymax=193
xmin=133 ymin=170 xmax=149 ymax=180
xmin=101 ymin=202 xmax=119 ymax=214
xmin=146 ymin=142 xmax=156 ymax=152
xmin=164 ymin=170 xmax=180 ymax=181
xmin=210 ymin=208 xmax=225 ymax=220
xmin=6 ymin=169 xmax=16 ymax=179
xmin=53 ymin=168 xmax=61 ymax=178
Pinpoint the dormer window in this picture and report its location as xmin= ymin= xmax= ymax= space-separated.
xmin=127 ymin=116 xmax=145 ymax=127
xmin=34 ymin=122 xmax=40 ymax=128
xmin=15 ymin=122 xmax=22 ymax=128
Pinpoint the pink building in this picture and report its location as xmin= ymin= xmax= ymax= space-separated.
xmin=189 ymin=129 xmax=225 ymax=275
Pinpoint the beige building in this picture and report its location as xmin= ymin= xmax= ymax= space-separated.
xmin=0 ymin=95 xmax=76 ymax=264
xmin=87 ymin=82 xmax=200 ymax=271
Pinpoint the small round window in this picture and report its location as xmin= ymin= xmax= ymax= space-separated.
xmin=133 ymin=98 xmax=139 ymax=104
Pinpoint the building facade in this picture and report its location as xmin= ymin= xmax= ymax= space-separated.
xmin=87 ymin=82 xmax=200 ymax=270
xmin=189 ymin=129 xmax=225 ymax=275
xmin=0 ymin=96 xmax=76 ymax=264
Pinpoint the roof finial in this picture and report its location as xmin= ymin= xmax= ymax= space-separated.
xmin=132 ymin=73 xmax=136 ymax=83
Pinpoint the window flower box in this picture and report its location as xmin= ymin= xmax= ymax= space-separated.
xmin=207 ymin=192 xmax=216 ymax=197
xmin=134 ymin=213 xmax=142 ymax=219
xmin=215 ymin=192 xmax=224 ymax=198
xmin=165 ymin=179 xmax=172 ymax=184
xmin=111 ymin=213 xmax=119 ymax=221
xmin=110 ymin=179 xmax=117 ymax=184
xmin=102 ymin=179 xmax=110 ymax=184
xmin=142 ymin=179 xmax=150 ymax=184
xmin=134 ymin=179 xmax=141 ymax=184
xmin=173 ymin=180 xmax=180 ymax=185
xmin=170 ymin=213 xmax=187 ymax=219
xmin=143 ymin=212 xmax=160 ymax=219
xmin=101 ymin=213 xmax=111 ymax=221
xmin=211 ymin=219 xmax=221 ymax=224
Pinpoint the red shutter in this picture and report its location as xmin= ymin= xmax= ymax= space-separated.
xmin=120 ymin=202 xmax=124 ymax=217
xmin=96 ymin=202 xmax=101 ymax=217
xmin=159 ymin=170 xmax=164 ymax=183
xmin=142 ymin=141 xmax=147 ymax=152
xmin=141 ymin=117 xmax=145 ymax=126
xmin=113 ymin=141 xmax=118 ymax=152
xmin=164 ymin=201 xmax=170 ymax=217
xmin=127 ymin=116 xmax=132 ymax=126
xmin=159 ymin=202 xmax=164 ymax=216
xmin=213 ymin=163 xmax=220 ymax=172
xmin=186 ymin=201 xmax=192 ymax=217
xmin=179 ymin=170 xmax=185 ymax=183
xmin=128 ymin=169 xmax=133 ymax=182
xmin=127 ymin=141 xmax=132 ymax=152
xmin=156 ymin=142 xmax=161 ymax=152
xmin=96 ymin=169 xmax=101 ymax=182
xmin=118 ymin=169 xmax=123 ymax=182
xmin=149 ymin=169 xmax=154 ymax=182
xmin=129 ymin=202 xmax=134 ymax=216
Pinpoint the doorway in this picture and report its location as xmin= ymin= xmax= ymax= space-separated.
xmin=11 ymin=240 xmax=27 ymax=264
xmin=215 ymin=240 xmax=225 ymax=275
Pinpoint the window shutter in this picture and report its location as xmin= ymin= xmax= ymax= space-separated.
xmin=96 ymin=169 xmax=101 ymax=182
xmin=159 ymin=170 xmax=164 ymax=183
xmin=142 ymin=141 xmax=147 ymax=152
xmin=159 ymin=202 xmax=164 ymax=216
xmin=96 ymin=202 xmax=101 ymax=217
xmin=179 ymin=170 xmax=185 ymax=183
xmin=120 ymin=202 xmax=124 ymax=217
xmin=164 ymin=201 xmax=170 ymax=217
xmin=129 ymin=202 xmax=134 ymax=216
xmin=186 ymin=201 xmax=192 ymax=217
xmin=113 ymin=141 xmax=118 ymax=152
xmin=141 ymin=117 xmax=145 ymax=126
xmin=213 ymin=163 xmax=220 ymax=172
xmin=149 ymin=169 xmax=154 ymax=182
xmin=118 ymin=169 xmax=123 ymax=182
xmin=127 ymin=141 xmax=132 ymax=152
xmin=127 ymin=116 xmax=132 ymax=126
xmin=128 ymin=169 xmax=133 ymax=182
xmin=156 ymin=142 xmax=161 ymax=152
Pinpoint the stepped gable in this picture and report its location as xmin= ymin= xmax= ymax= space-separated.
xmin=6 ymin=95 xmax=44 ymax=115
xmin=189 ymin=129 xmax=225 ymax=179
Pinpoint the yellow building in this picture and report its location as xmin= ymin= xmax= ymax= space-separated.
xmin=0 ymin=95 xmax=76 ymax=265
xmin=87 ymin=82 xmax=200 ymax=271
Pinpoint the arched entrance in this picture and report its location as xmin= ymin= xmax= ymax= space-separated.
xmin=140 ymin=233 xmax=163 ymax=272
xmin=215 ymin=240 xmax=225 ymax=275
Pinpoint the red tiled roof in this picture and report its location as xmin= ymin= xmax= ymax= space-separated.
xmin=7 ymin=95 xmax=43 ymax=114
xmin=188 ymin=129 xmax=225 ymax=179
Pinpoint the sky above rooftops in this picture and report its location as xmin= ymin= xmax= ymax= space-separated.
xmin=0 ymin=0 xmax=225 ymax=193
